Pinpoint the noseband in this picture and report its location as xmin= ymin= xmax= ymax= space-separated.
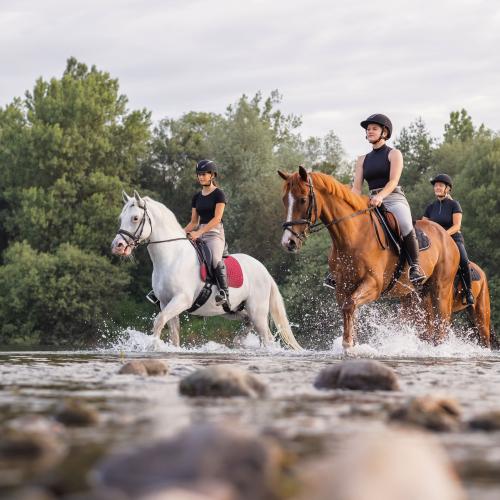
xmin=281 ymin=175 xmax=375 ymax=241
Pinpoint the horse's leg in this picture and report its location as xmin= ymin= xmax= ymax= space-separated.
xmin=153 ymin=295 xmax=191 ymax=343
xmin=167 ymin=315 xmax=181 ymax=347
xmin=471 ymin=279 xmax=491 ymax=348
xmin=341 ymin=278 xmax=379 ymax=349
xmin=430 ymin=281 xmax=454 ymax=344
xmin=233 ymin=318 xmax=253 ymax=348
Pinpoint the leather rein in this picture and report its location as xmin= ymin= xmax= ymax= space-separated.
xmin=281 ymin=176 xmax=387 ymax=249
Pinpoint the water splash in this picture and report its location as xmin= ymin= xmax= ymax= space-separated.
xmin=102 ymin=328 xmax=288 ymax=354
xmin=327 ymin=304 xmax=494 ymax=359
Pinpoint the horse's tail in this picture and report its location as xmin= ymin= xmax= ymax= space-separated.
xmin=269 ymin=280 xmax=303 ymax=351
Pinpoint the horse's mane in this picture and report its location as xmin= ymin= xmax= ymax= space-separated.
xmin=288 ymin=172 xmax=368 ymax=211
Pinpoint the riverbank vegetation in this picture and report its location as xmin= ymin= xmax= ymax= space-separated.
xmin=0 ymin=58 xmax=498 ymax=346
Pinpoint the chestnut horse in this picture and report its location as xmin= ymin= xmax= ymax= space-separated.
xmin=279 ymin=166 xmax=463 ymax=349
xmin=453 ymin=261 xmax=491 ymax=347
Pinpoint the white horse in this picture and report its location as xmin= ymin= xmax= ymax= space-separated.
xmin=111 ymin=191 xmax=302 ymax=350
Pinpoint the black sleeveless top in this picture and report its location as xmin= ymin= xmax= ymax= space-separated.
xmin=363 ymin=144 xmax=392 ymax=190
xmin=191 ymin=188 xmax=226 ymax=224
xmin=424 ymin=198 xmax=464 ymax=243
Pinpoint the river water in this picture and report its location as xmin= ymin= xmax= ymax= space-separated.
xmin=1 ymin=327 xmax=499 ymax=499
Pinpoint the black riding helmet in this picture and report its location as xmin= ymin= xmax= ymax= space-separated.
xmin=430 ymin=173 xmax=453 ymax=189
xmin=360 ymin=114 xmax=393 ymax=139
xmin=196 ymin=159 xmax=218 ymax=176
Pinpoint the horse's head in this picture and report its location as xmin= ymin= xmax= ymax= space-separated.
xmin=278 ymin=165 xmax=318 ymax=253
xmin=111 ymin=190 xmax=151 ymax=256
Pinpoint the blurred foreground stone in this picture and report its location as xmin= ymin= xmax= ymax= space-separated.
xmin=298 ymin=429 xmax=466 ymax=500
xmin=93 ymin=422 xmax=288 ymax=500
xmin=118 ymin=359 xmax=169 ymax=376
xmin=54 ymin=399 xmax=100 ymax=427
xmin=179 ymin=365 xmax=267 ymax=398
xmin=314 ymin=360 xmax=400 ymax=391
xmin=468 ymin=409 xmax=500 ymax=431
xmin=390 ymin=395 xmax=462 ymax=431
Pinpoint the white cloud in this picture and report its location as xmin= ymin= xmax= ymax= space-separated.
xmin=0 ymin=0 xmax=499 ymax=158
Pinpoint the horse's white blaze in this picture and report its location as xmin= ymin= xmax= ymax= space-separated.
xmin=281 ymin=192 xmax=295 ymax=246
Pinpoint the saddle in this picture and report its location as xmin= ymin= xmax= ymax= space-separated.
xmin=374 ymin=205 xmax=431 ymax=295
xmin=375 ymin=205 xmax=431 ymax=253
xmin=188 ymin=239 xmax=244 ymax=314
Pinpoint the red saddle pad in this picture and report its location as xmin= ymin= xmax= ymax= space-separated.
xmin=200 ymin=255 xmax=244 ymax=288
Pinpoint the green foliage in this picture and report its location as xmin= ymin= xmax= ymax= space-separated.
xmin=0 ymin=242 xmax=129 ymax=346
xmin=444 ymin=108 xmax=475 ymax=143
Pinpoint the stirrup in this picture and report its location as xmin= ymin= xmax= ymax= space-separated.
xmin=323 ymin=273 xmax=336 ymax=289
xmin=146 ymin=290 xmax=160 ymax=305
xmin=464 ymin=290 xmax=475 ymax=306
xmin=215 ymin=289 xmax=228 ymax=306
xmin=409 ymin=265 xmax=426 ymax=285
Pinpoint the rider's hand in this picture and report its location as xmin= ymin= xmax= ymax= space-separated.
xmin=188 ymin=230 xmax=202 ymax=240
xmin=369 ymin=194 xmax=384 ymax=207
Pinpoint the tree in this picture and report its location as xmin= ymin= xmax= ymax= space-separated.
xmin=444 ymin=108 xmax=475 ymax=143
xmin=0 ymin=242 xmax=130 ymax=346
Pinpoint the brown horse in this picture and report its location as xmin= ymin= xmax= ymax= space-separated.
xmin=279 ymin=166 xmax=461 ymax=349
xmin=453 ymin=261 xmax=491 ymax=347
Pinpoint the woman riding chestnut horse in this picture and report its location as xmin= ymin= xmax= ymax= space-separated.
xmin=279 ymin=114 xmax=466 ymax=349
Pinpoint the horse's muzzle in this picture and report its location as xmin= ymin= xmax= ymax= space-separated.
xmin=111 ymin=235 xmax=133 ymax=256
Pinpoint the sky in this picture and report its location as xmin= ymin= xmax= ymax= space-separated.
xmin=1 ymin=0 xmax=499 ymax=159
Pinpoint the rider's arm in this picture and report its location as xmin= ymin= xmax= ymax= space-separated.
xmin=377 ymin=149 xmax=403 ymax=199
xmin=447 ymin=212 xmax=462 ymax=236
xmin=351 ymin=156 xmax=365 ymax=194
xmin=184 ymin=208 xmax=199 ymax=233
xmin=196 ymin=203 xmax=225 ymax=235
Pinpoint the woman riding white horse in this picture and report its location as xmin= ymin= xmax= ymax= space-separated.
xmin=111 ymin=191 xmax=302 ymax=350
xmin=184 ymin=160 xmax=230 ymax=308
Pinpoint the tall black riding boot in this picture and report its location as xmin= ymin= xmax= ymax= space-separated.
xmin=403 ymin=229 xmax=427 ymax=285
xmin=214 ymin=261 xmax=230 ymax=308
xmin=461 ymin=264 xmax=475 ymax=305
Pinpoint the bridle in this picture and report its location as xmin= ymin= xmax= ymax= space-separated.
xmin=117 ymin=202 xmax=188 ymax=251
xmin=281 ymin=175 xmax=375 ymax=242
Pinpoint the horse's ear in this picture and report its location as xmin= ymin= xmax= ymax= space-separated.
xmin=134 ymin=190 xmax=145 ymax=208
xmin=299 ymin=165 xmax=308 ymax=182
xmin=122 ymin=190 xmax=131 ymax=203
xmin=277 ymin=170 xmax=290 ymax=181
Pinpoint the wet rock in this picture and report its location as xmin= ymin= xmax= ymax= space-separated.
xmin=118 ymin=360 xmax=148 ymax=376
xmin=468 ymin=410 xmax=500 ymax=431
xmin=298 ymin=429 xmax=466 ymax=500
xmin=142 ymin=359 xmax=169 ymax=376
xmin=179 ymin=365 xmax=267 ymax=398
xmin=93 ymin=422 xmax=288 ymax=500
xmin=61 ymin=487 xmax=128 ymax=500
xmin=138 ymin=483 xmax=235 ymax=500
xmin=314 ymin=360 xmax=400 ymax=391
xmin=389 ymin=395 xmax=462 ymax=431
xmin=4 ymin=487 xmax=56 ymax=500
xmin=6 ymin=415 xmax=66 ymax=437
xmin=0 ymin=430 xmax=66 ymax=472
xmin=118 ymin=359 xmax=169 ymax=376
xmin=55 ymin=399 xmax=100 ymax=427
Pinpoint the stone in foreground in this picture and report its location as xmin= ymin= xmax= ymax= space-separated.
xmin=93 ymin=423 xmax=287 ymax=500
xmin=390 ymin=395 xmax=462 ymax=432
xmin=314 ymin=360 xmax=400 ymax=391
xmin=179 ymin=365 xmax=267 ymax=398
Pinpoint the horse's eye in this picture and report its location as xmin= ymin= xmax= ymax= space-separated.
xmin=133 ymin=216 xmax=139 ymax=222
xmin=300 ymin=197 xmax=307 ymax=204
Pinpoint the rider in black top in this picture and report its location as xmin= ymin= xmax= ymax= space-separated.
xmin=184 ymin=160 xmax=230 ymax=307
xmin=423 ymin=173 xmax=474 ymax=305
